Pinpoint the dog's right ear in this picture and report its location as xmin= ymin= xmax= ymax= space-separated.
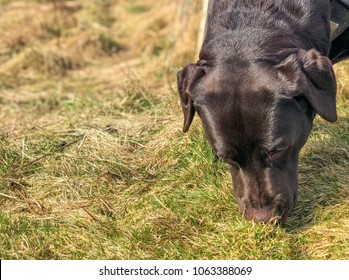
xmin=177 ymin=63 xmax=205 ymax=132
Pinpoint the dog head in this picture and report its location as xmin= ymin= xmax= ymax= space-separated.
xmin=177 ymin=48 xmax=336 ymax=223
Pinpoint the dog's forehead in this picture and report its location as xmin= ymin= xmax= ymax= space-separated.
xmin=201 ymin=62 xmax=277 ymax=95
xmin=197 ymin=73 xmax=300 ymax=151
xmin=198 ymin=63 xmax=282 ymax=113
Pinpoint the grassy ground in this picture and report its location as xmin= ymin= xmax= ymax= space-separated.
xmin=0 ymin=0 xmax=349 ymax=260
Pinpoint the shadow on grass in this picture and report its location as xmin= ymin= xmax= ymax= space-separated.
xmin=284 ymin=116 xmax=349 ymax=232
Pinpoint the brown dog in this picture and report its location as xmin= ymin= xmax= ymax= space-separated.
xmin=177 ymin=0 xmax=349 ymax=223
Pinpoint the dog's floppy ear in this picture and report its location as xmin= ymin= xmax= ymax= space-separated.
xmin=177 ymin=63 xmax=205 ymax=132
xmin=277 ymin=49 xmax=337 ymax=122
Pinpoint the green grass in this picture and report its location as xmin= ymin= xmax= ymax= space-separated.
xmin=126 ymin=2 xmax=150 ymax=14
xmin=1 ymin=0 xmax=349 ymax=260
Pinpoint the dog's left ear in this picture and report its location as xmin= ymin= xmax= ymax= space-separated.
xmin=177 ymin=63 xmax=205 ymax=132
xmin=277 ymin=49 xmax=337 ymax=122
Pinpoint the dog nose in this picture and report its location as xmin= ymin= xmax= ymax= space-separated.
xmin=244 ymin=208 xmax=281 ymax=224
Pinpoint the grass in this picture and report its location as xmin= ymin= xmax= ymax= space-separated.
xmin=0 ymin=0 xmax=349 ymax=260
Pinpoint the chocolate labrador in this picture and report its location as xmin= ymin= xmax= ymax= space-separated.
xmin=177 ymin=0 xmax=349 ymax=223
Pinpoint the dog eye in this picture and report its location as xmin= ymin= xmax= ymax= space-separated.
xmin=268 ymin=147 xmax=289 ymax=161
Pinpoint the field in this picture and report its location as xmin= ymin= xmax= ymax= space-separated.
xmin=1 ymin=0 xmax=349 ymax=260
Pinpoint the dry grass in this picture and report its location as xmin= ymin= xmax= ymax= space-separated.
xmin=0 ymin=0 xmax=349 ymax=260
